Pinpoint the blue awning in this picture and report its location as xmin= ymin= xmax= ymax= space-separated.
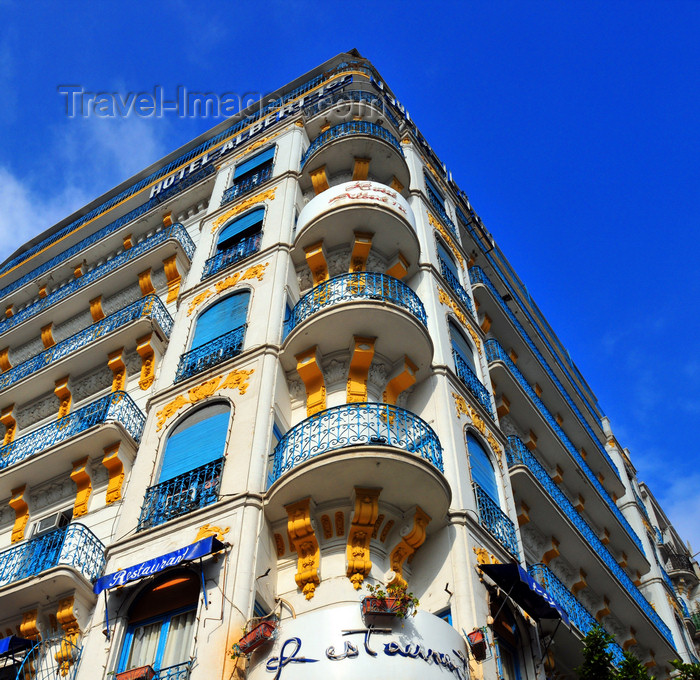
xmin=479 ymin=563 xmax=570 ymax=625
xmin=0 ymin=636 xmax=32 ymax=657
xmin=218 ymin=208 xmax=264 ymax=245
xmin=233 ymin=146 xmax=275 ymax=179
xmin=94 ymin=536 xmax=225 ymax=595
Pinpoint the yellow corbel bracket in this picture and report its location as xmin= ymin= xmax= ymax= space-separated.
xmin=304 ymin=241 xmax=328 ymax=285
xmin=41 ymin=322 xmax=55 ymax=348
xmin=309 ymin=166 xmax=330 ymax=195
xmin=89 ymin=295 xmax=105 ymax=322
xmin=0 ymin=347 xmax=10 ymax=373
xmin=138 ymin=268 xmax=156 ymax=296
xmin=572 ymin=569 xmax=588 ymax=595
xmin=382 ymin=356 xmax=417 ymax=405
xmin=385 ymin=252 xmax=409 ymax=280
xmin=136 ymin=333 xmax=155 ymax=390
xmin=286 ymin=497 xmax=320 ymax=600
xmin=347 ymin=337 xmax=375 ymax=403
xmin=102 ymin=443 xmax=125 ymax=504
xmin=19 ymin=609 xmax=40 ymax=640
xmin=108 ymin=348 xmax=126 ymax=392
xmin=295 ymin=347 xmax=326 ymax=416
xmin=390 ymin=176 xmax=404 ymax=193
xmin=5 ymin=304 xmax=14 ymax=318
xmin=388 ymin=506 xmax=431 ymax=586
xmin=1 ymin=404 xmax=17 ymax=445
xmin=352 ymin=158 xmax=370 ymax=181
xmin=349 ymin=232 xmax=373 ymax=273
xmin=542 ymin=537 xmax=560 ymax=566
xmin=9 ymin=485 xmax=29 ymax=543
xmin=55 ymin=375 xmax=72 ymax=418
xmin=70 ymin=457 xmax=92 ymax=518
xmin=346 ymin=487 xmax=381 ymax=589
xmin=596 ymin=596 xmax=611 ymax=622
xmin=163 ymin=254 xmax=182 ymax=303
xmin=56 ymin=596 xmax=81 ymax=675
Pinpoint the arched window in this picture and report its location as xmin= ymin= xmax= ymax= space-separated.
xmin=202 ymin=209 xmax=264 ymax=280
xmin=467 ymin=432 xmax=499 ymax=502
xmin=192 ymin=291 xmax=250 ymax=350
xmin=117 ymin=570 xmax=199 ymax=675
xmin=449 ymin=321 xmax=477 ymax=374
xmin=159 ymin=404 xmax=229 ymax=483
xmin=437 ymin=239 xmax=459 ymax=282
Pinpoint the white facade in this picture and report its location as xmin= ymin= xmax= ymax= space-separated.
xmin=0 ymin=50 xmax=696 ymax=680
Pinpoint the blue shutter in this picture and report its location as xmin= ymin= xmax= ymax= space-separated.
xmin=467 ymin=433 xmax=499 ymax=502
xmin=437 ymin=241 xmax=459 ymax=280
xmin=217 ymin=209 xmax=264 ymax=249
xmin=192 ymin=292 xmax=250 ymax=349
xmin=425 ymin=175 xmax=444 ymax=205
xmin=450 ymin=323 xmax=477 ymax=373
xmin=233 ymin=147 xmax=275 ymax=179
xmin=159 ymin=404 xmax=229 ymax=482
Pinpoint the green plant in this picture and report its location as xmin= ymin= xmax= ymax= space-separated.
xmin=616 ymin=651 xmax=651 ymax=680
xmin=363 ymin=580 xmax=419 ymax=618
xmin=669 ymin=659 xmax=700 ymax=680
xmin=576 ymin=626 xmax=616 ymax=680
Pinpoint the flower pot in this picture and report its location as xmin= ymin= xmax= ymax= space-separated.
xmin=466 ymin=629 xmax=487 ymax=661
xmin=115 ymin=666 xmax=156 ymax=680
xmin=361 ymin=596 xmax=404 ymax=617
xmin=238 ymin=620 xmax=277 ymax=654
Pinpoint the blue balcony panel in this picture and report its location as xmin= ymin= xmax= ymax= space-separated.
xmin=303 ymin=89 xmax=400 ymax=128
xmin=452 ymin=350 xmax=495 ymax=420
xmin=529 ymin=563 xmax=625 ymax=667
xmin=439 ymin=259 xmax=475 ymax=316
xmin=0 ymin=523 xmax=105 ymax=589
xmin=0 ymin=224 xmax=194 ymax=344
xmin=0 ymin=392 xmax=145 ymax=499
xmin=472 ymin=483 xmax=519 ymax=558
xmin=266 ymin=403 xmax=449 ymax=524
xmin=0 ymin=295 xmax=172 ymax=405
xmin=175 ymin=325 xmax=246 ymax=383
xmin=220 ymin=165 xmax=273 ymax=207
xmin=137 ymin=458 xmax=224 ymax=532
xmin=486 ymin=339 xmax=642 ymax=555
xmin=506 ymin=436 xmax=675 ymax=649
xmin=201 ymin=232 xmax=262 ymax=280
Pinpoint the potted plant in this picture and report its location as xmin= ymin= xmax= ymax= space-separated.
xmin=235 ymin=615 xmax=278 ymax=655
xmin=362 ymin=581 xmax=419 ymax=619
xmin=466 ymin=627 xmax=488 ymax=661
xmin=114 ymin=666 xmax=156 ymax=680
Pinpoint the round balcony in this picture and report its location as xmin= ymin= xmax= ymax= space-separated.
xmin=292 ymin=180 xmax=419 ymax=276
xmin=265 ymin=402 xmax=450 ymax=523
xmin=299 ymin=121 xmax=410 ymax=193
xmin=281 ymin=273 xmax=433 ymax=377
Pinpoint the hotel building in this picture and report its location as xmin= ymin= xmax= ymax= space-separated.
xmin=0 ymin=50 xmax=697 ymax=680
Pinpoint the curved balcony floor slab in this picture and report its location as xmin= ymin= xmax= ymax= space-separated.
xmin=293 ymin=180 xmax=419 ymax=275
xmin=281 ymin=299 xmax=432 ymax=380
xmin=300 ymin=122 xmax=410 ymax=193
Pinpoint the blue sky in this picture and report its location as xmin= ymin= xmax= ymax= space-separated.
xmin=0 ymin=2 xmax=698 ymax=547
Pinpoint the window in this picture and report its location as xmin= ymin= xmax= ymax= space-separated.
xmin=424 ymin=172 xmax=444 ymax=208
xmin=467 ymin=432 xmax=498 ymax=502
xmin=233 ymin=146 xmax=275 ymax=182
xmin=191 ymin=291 xmax=250 ymax=352
xmin=216 ymin=209 xmax=264 ymax=254
xmin=437 ymin=239 xmax=460 ymax=281
xmin=267 ymin=422 xmax=284 ymax=487
xmin=117 ymin=571 xmax=199 ymax=675
xmin=495 ymin=637 xmax=522 ymax=680
xmin=449 ymin=321 xmax=477 ymax=374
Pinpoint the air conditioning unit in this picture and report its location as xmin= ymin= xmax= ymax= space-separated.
xmin=32 ymin=510 xmax=72 ymax=537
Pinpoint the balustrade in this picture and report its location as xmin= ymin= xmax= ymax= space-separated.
xmin=220 ymin=165 xmax=273 ymax=206
xmin=175 ymin=325 xmax=246 ymax=382
xmin=201 ymin=233 xmax=262 ymax=280
xmin=472 ymin=483 xmax=519 ymax=557
xmin=452 ymin=350 xmax=494 ymax=419
xmin=439 ymin=259 xmax=474 ymax=316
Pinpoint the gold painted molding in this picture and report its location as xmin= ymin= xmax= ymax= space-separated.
xmin=211 ymin=188 xmax=277 ymax=232
xmin=195 ymin=523 xmax=230 ymax=543
xmin=102 ymin=443 xmax=124 ymax=504
xmin=163 ymin=254 xmax=182 ymax=303
xmin=286 ymin=498 xmax=320 ymax=600
xmin=388 ymin=506 xmax=431 ymax=586
xmin=156 ymin=368 xmax=254 ymax=431
xmin=89 ymin=295 xmax=105 ymax=322
xmin=187 ymin=262 xmax=268 ymax=316
xmin=108 ymin=348 xmax=126 ymax=392
xmin=41 ymin=322 xmax=56 ymax=348
xmin=0 ymin=347 xmax=11 ymax=372
xmin=429 ymin=213 xmax=464 ymax=268
xmin=70 ymin=457 xmax=92 ymax=517
xmin=56 ymin=596 xmax=81 ymax=675
xmin=452 ymin=392 xmax=503 ymax=469
xmin=347 ymin=337 xmax=375 ymax=403
xmin=136 ymin=333 xmax=155 ymax=390
xmin=1 ymin=404 xmax=16 ymax=444
xmin=55 ymin=375 xmax=72 ymax=418
xmin=138 ymin=268 xmax=156 ymax=296
xmin=9 ymin=485 xmax=29 ymax=543
xmin=295 ymin=347 xmax=326 ymax=416
xmin=19 ymin=609 xmax=40 ymax=640
xmin=346 ymin=487 xmax=381 ymax=589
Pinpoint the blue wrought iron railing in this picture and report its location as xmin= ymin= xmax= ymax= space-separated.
xmin=486 ymin=339 xmax=642 ymax=551
xmin=654 ymin=526 xmax=664 ymax=544
xmin=452 ymin=350 xmax=495 ymax=419
xmin=0 ymin=60 xmax=378 ymax=281
xmin=0 ymin=224 xmax=194 ymax=338
xmin=285 ymin=272 xmax=426 ymax=337
xmin=0 ymin=391 xmax=145 ymax=471
xmin=220 ymin=165 xmax=273 ymax=206
xmin=633 ymin=490 xmax=652 ymax=523
xmin=0 ymin=295 xmax=172 ymax=392
xmin=472 ymin=483 xmax=519 ymax=558
xmin=0 ymin=523 xmax=105 ymax=587
xmin=154 ymin=662 xmax=192 ymax=680
xmin=660 ymin=566 xmax=676 ymax=592
xmin=506 ymin=436 xmax=675 ymax=647
xmin=201 ymin=232 xmax=262 ymax=280
xmin=529 ymin=563 xmax=625 ymax=666
xmin=302 ymin=89 xmax=399 ymax=128
xmin=138 ymin=458 xmax=224 ymax=531
xmin=175 ymin=325 xmax=246 ymax=383
xmin=439 ymin=259 xmax=475 ymax=316
xmin=270 ymin=402 xmax=443 ymax=483
xmin=426 ymin=189 xmax=458 ymax=237
xmin=470 ymin=266 xmax=620 ymax=481
xmin=301 ymin=121 xmax=404 ymax=168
